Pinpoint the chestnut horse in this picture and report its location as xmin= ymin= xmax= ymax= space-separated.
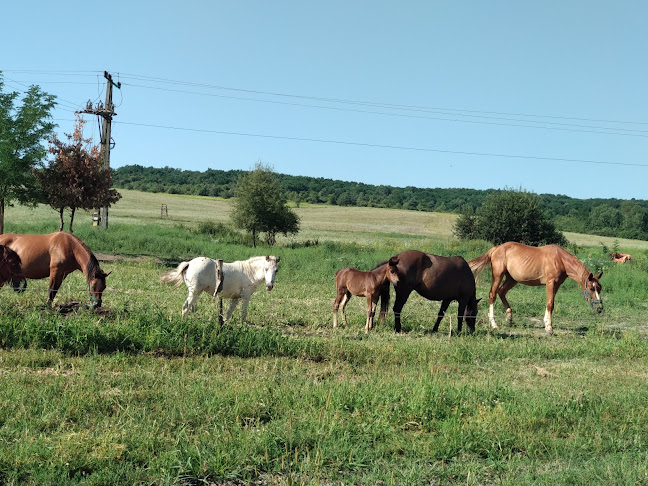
xmin=0 ymin=232 xmax=110 ymax=308
xmin=0 ymin=244 xmax=23 ymax=288
xmin=333 ymin=262 xmax=390 ymax=333
xmin=469 ymin=242 xmax=603 ymax=334
xmin=386 ymin=250 xmax=479 ymax=334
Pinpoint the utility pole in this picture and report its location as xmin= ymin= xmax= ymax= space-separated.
xmin=76 ymin=71 xmax=121 ymax=229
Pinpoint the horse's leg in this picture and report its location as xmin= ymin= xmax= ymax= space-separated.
xmin=333 ymin=287 xmax=347 ymax=328
xmin=225 ymin=298 xmax=240 ymax=322
xmin=240 ymin=294 xmax=252 ymax=323
xmin=487 ymin=271 xmax=504 ymax=329
xmin=182 ymin=288 xmax=200 ymax=317
xmin=544 ymin=281 xmax=561 ymax=334
xmin=48 ymin=272 xmax=64 ymax=305
xmin=432 ymin=299 xmax=452 ymax=333
xmin=365 ymin=294 xmax=378 ymax=333
xmin=392 ymin=288 xmax=412 ymax=333
xmin=497 ymin=276 xmax=518 ymax=324
xmin=340 ymin=291 xmax=351 ymax=326
xmin=456 ymin=300 xmax=469 ymax=334
xmin=378 ymin=284 xmax=389 ymax=325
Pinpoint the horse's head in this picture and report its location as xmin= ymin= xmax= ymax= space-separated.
xmin=0 ymin=245 xmax=23 ymax=287
xmin=387 ymin=256 xmax=401 ymax=286
xmin=88 ymin=270 xmax=111 ymax=308
xmin=584 ymin=271 xmax=603 ymax=313
xmin=263 ymin=256 xmax=280 ymax=291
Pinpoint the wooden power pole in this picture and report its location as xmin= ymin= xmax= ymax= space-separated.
xmin=76 ymin=71 xmax=121 ymax=229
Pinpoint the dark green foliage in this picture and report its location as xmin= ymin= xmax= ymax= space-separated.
xmin=230 ymin=162 xmax=300 ymax=247
xmin=112 ymin=165 xmax=648 ymax=239
xmin=0 ymin=72 xmax=56 ymax=233
xmin=455 ymin=188 xmax=567 ymax=246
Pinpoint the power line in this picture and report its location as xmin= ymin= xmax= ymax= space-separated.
xmin=7 ymin=70 xmax=648 ymax=128
xmin=114 ymin=72 xmax=648 ymax=127
xmin=113 ymin=119 xmax=648 ymax=168
xmin=121 ymin=81 xmax=648 ymax=139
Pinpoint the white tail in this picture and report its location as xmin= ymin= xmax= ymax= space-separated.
xmin=160 ymin=261 xmax=191 ymax=287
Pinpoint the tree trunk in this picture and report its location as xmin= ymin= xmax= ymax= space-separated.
xmin=69 ymin=207 xmax=76 ymax=233
xmin=252 ymin=227 xmax=256 ymax=248
xmin=0 ymin=198 xmax=4 ymax=235
xmin=59 ymin=207 xmax=65 ymax=231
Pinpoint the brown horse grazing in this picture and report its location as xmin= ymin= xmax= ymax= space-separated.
xmin=0 ymin=245 xmax=24 ymax=288
xmin=0 ymin=232 xmax=110 ymax=308
xmin=333 ymin=263 xmax=390 ymax=333
xmin=386 ymin=250 xmax=479 ymax=334
xmin=469 ymin=242 xmax=603 ymax=334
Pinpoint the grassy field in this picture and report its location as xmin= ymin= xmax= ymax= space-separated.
xmin=1 ymin=192 xmax=648 ymax=485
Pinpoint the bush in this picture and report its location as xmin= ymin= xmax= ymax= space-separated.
xmin=454 ymin=188 xmax=566 ymax=246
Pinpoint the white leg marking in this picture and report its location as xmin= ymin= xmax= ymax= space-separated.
xmin=489 ymin=303 xmax=498 ymax=329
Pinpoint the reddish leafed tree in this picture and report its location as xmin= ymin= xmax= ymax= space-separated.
xmin=36 ymin=117 xmax=121 ymax=232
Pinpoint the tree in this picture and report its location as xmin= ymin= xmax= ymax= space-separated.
xmin=453 ymin=204 xmax=479 ymax=240
xmin=35 ymin=117 xmax=121 ymax=232
xmin=454 ymin=188 xmax=566 ymax=246
xmin=588 ymin=204 xmax=622 ymax=231
xmin=230 ymin=162 xmax=300 ymax=247
xmin=0 ymin=73 xmax=56 ymax=234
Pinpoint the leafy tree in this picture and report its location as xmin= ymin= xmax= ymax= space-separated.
xmin=453 ymin=204 xmax=480 ymax=240
xmin=36 ymin=117 xmax=121 ymax=232
xmin=0 ymin=73 xmax=56 ymax=233
xmin=454 ymin=188 xmax=566 ymax=246
xmin=588 ymin=204 xmax=622 ymax=231
xmin=230 ymin=162 xmax=299 ymax=247
xmin=620 ymin=201 xmax=648 ymax=235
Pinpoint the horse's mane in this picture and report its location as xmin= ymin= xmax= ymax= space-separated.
xmin=66 ymin=232 xmax=102 ymax=281
xmin=371 ymin=260 xmax=388 ymax=271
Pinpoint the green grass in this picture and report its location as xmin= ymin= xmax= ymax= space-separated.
xmin=1 ymin=191 xmax=648 ymax=484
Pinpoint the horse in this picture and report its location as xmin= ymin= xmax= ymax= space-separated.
xmin=0 ymin=244 xmax=24 ymax=288
xmin=162 ymin=255 xmax=281 ymax=321
xmin=0 ymin=232 xmax=110 ymax=308
xmin=333 ymin=262 xmax=390 ymax=333
xmin=468 ymin=241 xmax=603 ymax=334
xmin=386 ymin=250 xmax=479 ymax=334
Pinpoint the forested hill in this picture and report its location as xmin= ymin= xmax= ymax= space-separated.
xmin=112 ymin=164 xmax=648 ymax=240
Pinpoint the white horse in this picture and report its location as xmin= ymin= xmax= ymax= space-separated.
xmin=162 ymin=255 xmax=280 ymax=321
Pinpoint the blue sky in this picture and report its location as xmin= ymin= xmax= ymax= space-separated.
xmin=2 ymin=1 xmax=646 ymax=200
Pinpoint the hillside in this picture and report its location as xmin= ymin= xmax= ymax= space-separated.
xmin=112 ymin=165 xmax=648 ymax=241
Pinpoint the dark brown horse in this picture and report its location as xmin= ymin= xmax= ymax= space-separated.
xmin=469 ymin=241 xmax=603 ymax=334
xmin=333 ymin=263 xmax=390 ymax=333
xmin=0 ymin=232 xmax=110 ymax=308
xmin=0 ymin=244 xmax=23 ymax=288
xmin=386 ymin=250 xmax=479 ymax=334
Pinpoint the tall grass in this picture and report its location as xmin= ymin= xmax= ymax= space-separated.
xmin=2 ymin=191 xmax=648 ymax=484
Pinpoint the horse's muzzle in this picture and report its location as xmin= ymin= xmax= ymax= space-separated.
xmin=266 ymin=284 xmax=274 ymax=291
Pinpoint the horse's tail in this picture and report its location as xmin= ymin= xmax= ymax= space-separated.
xmin=468 ymin=247 xmax=495 ymax=281
xmin=161 ymin=261 xmax=191 ymax=287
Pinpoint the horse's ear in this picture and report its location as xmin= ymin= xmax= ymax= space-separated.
xmin=476 ymin=298 xmax=482 ymax=304
xmin=595 ymin=271 xmax=603 ymax=280
xmin=266 ymin=255 xmax=270 ymax=261
xmin=388 ymin=256 xmax=399 ymax=266
xmin=276 ymin=256 xmax=281 ymax=263
xmin=103 ymin=271 xmax=112 ymax=278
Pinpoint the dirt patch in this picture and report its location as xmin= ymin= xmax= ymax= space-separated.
xmin=95 ymin=253 xmax=163 ymax=264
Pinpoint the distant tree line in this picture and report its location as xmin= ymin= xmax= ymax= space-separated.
xmin=112 ymin=165 xmax=648 ymax=240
